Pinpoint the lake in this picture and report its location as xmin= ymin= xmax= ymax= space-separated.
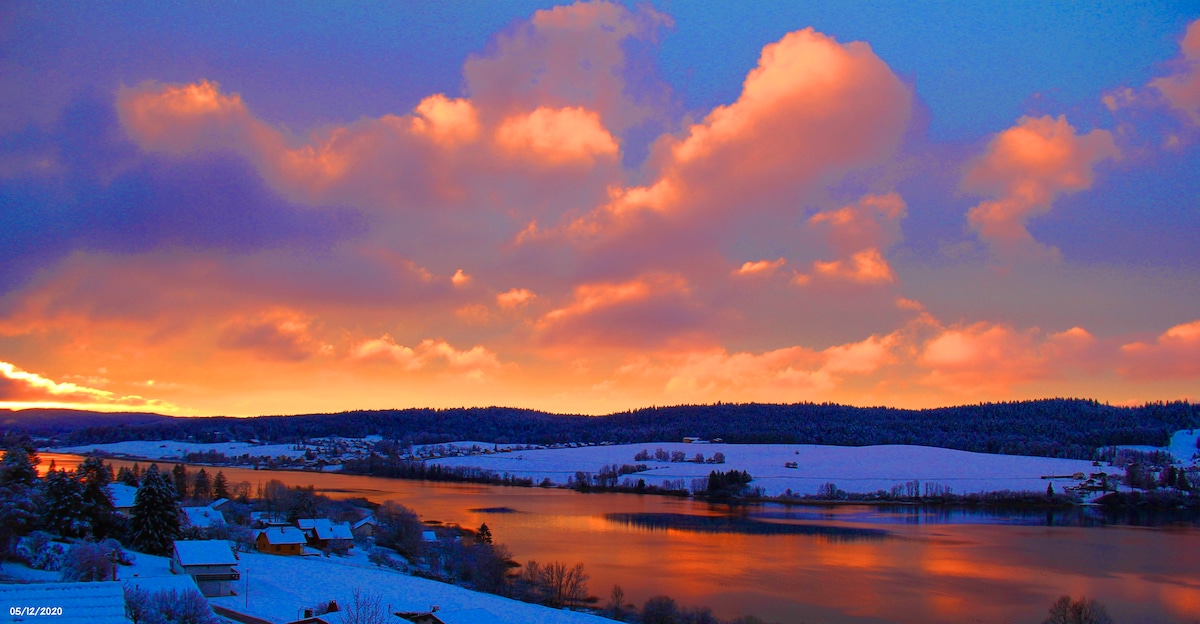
xmin=43 ymin=453 xmax=1200 ymax=623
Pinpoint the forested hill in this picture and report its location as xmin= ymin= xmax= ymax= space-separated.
xmin=4 ymin=399 xmax=1197 ymax=460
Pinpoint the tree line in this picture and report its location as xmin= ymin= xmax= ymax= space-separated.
xmin=8 ymin=399 xmax=1196 ymax=461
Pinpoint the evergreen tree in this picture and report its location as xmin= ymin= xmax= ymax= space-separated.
xmin=0 ymin=480 xmax=40 ymax=560
xmin=42 ymin=469 xmax=88 ymax=538
xmin=77 ymin=456 xmax=118 ymax=540
xmin=212 ymin=471 xmax=229 ymax=499
xmin=116 ymin=466 xmax=139 ymax=487
xmin=130 ymin=465 xmax=181 ymax=555
xmin=192 ymin=468 xmax=211 ymax=502
xmin=1 ymin=446 xmax=39 ymax=487
xmin=171 ymin=464 xmax=189 ymax=501
xmin=477 ymin=523 xmax=493 ymax=545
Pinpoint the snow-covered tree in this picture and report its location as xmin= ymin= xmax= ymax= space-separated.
xmin=77 ymin=456 xmax=119 ymax=539
xmin=130 ymin=465 xmax=181 ymax=555
xmin=42 ymin=469 xmax=88 ymax=538
xmin=1 ymin=445 xmax=39 ymax=487
xmin=0 ymin=481 xmax=40 ymax=559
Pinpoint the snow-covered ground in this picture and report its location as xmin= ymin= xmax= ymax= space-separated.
xmin=1117 ymin=429 xmax=1200 ymax=464
xmin=2 ymin=546 xmax=609 ymax=624
xmin=426 ymin=442 xmax=1110 ymax=496
xmin=51 ymin=440 xmax=307 ymax=460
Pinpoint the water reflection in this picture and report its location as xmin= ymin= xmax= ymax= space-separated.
xmin=606 ymin=512 xmax=890 ymax=541
xmin=749 ymin=504 xmax=1200 ymax=528
xmin=41 ymin=453 xmax=1200 ymax=624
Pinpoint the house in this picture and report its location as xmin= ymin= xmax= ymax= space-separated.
xmin=171 ymin=540 xmax=240 ymax=597
xmin=0 ymin=582 xmax=127 ymax=624
xmin=124 ymin=573 xmax=202 ymax=596
xmin=399 ymin=609 xmax=501 ymax=624
xmin=422 ymin=530 xmax=438 ymax=543
xmin=255 ymin=526 xmax=307 ymax=555
xmin=107 ymin=482 xmax=138 ymax=516
xmin=182 ymin=505 xmax=224 ymax=529
xmin=296 ymin=518 xmax=354 ymax=549
xmin=352 ymin=514 xmax=378 ymax=539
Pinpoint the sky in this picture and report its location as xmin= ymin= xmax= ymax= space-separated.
xmin=1 ymin=1 xmax=1199 ymax=417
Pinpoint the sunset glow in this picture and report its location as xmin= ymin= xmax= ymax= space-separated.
xmin=2 ymin=2 xmax=1198 ymax=416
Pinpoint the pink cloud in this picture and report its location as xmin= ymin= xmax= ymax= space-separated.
xmin=962 ymin=115 xmax=1118 ymax=256
xmin=462 ymin=1 xmax=671 ymax=135
xmin=1150 ymin=19 xmax=1200 ymax=123
xmin=1119 ymin=319 xmax=1200 ymax=379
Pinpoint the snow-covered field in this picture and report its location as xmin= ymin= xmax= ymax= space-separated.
xmin=1 ymin=547 xmax=609 ymax=624
xmin=426 ymin=442 xmax=1114 ymax=497
xmin=51 ymin=431 xmax=1200 ymax=498
xmin=51 ymin=440 xmax=307 ymax=460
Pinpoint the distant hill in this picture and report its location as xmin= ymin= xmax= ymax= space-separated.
xmin=0 ymin=408 xmax=173 ymax=433
xmin=3 ymin=399 xmax=1197 ymax=461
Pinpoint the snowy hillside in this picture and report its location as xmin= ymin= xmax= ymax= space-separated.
xmin=426 ymin=442 xmax=1109 ymax=496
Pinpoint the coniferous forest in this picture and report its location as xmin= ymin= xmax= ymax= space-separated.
xmin=2 ymin=399 xmax=1196 ymax=461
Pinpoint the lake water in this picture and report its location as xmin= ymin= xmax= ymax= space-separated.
xmin=44 ymin=453 xmax=1200 ymax=623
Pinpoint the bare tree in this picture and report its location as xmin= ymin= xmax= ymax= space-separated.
xmin=1043 ymin=595 xmax=1115 ymax=624
xmin=339 ymin=588 xmax=388 ymax=624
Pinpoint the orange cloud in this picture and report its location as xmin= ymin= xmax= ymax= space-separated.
xmin=535 ymin=273 xmax=706 ymax=348
xmin=645 ymin=333 xmax=898 ymax=400
xmin=962 ymin=115 xmax=1118 ymax=256
xmin=799 ymin=192 xmax=906 ymax=285
xmin=0 ymin=360 xmax=177 ymax=412
xmin=496 ymin=288 xmax=536 ymax=309
xmin=734 ymin=258 xmax=787 ymax=277
xmin=494 ymin=106 xmax=619 ymax=166
xmin=352 ymin=335 xmax=501 ymax=374
xmin=564 ymin=27 xmax=911 ymax=240
xmin=1119 ymin=319 xmax=1200 ymax=379
xmin=1150 ymin=19 xmax=1200 ymax=123
xmin=217 ymin=310 xmax=328 ymax=362
xmin=410 ymin=94 xmax=481 ymax=147
xmin=919 ymin=322 xmax=1098 ymax=393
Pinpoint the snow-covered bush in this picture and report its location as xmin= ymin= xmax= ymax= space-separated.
xmin=60 ymin=541 xmax=114 ymax=581
xmin=124 ymin=587 xmax=220 ymax=624
xmin=16 ymin=531 xmax=64 ymax=570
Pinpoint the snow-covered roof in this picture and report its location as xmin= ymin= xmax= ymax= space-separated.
xmin=422 ymin=530 xmax=437 ymax=542
xmin=174 ymin=540 xmax=238 ymax=567
xmin=124 ymin=574 xmax=200 ymax=595
xmin=258 ymin=526 xmax=307 ymax=545
xmin=0 ymin=581 xmax=127 ymax=623
xmin=107 ymin=482 xmax=137 ymax=509
xmin=297 ymin=518 xmax=353 ymax=540
xmin=436 ymin=609 xmax=503 ymax=624
xmin=209 ymin=497 xmax=230 ymax=509
xmin=352 ymin=514 xmax=377 ymax=529
xmin=182 ymin=505 xmax=224 ymax=528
